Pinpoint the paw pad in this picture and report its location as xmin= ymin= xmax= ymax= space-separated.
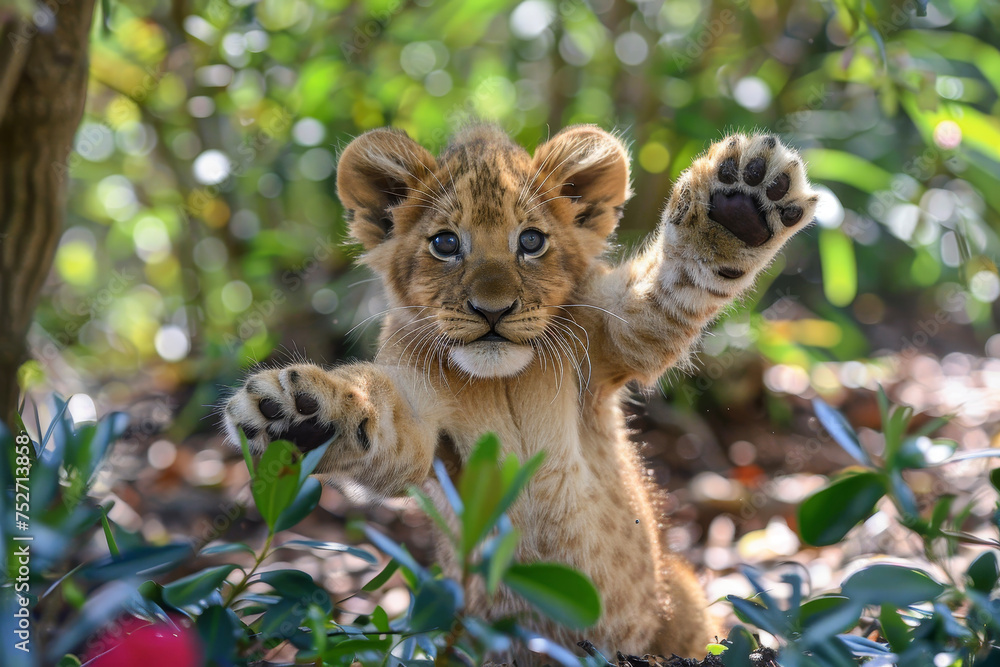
xmin=707 ymin=191 xmax=770 ymax=247
xmin=717 ymin=267 xmax=745 ymax=279
xmin=258 ymin=398 xmax=282 ymax=420
xmin=780 ymin=205 xmax=803 ymax=226
xmin=766 ymin=173 xmax=790 ymax=201
xmin=295 ymin=393 xmax=319 ymax=415
xmin=743 ymin=157 xmax=766 ymax=186
xmin=718 ymin=157 xmax=739 ymax=185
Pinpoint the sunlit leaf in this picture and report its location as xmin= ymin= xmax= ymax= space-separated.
xmin=798 ymin=471 xmax=885 ymax=546
xmin=251 ymin=441 xmax=301 ymax=531
xmin=503 ymin=562 xmax=600 ymax=630
xmin=841 ymin=564 xmax=945 ymax=606
xmin=163 ymin=564 xmax=238 ymax=608
xmin=819 ymin=228 xmax=857 ymax=308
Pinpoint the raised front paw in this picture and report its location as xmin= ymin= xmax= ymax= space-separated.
xmin=223 ymin=364 xmax=377 ymax=461
xmin=665 ymin=133 xmax=818 ymax=274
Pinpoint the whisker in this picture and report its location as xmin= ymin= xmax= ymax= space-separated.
xmin=374 ymin=317 xmax=439 ymax=361
xmin=550 ymin=320 xmax=592 ymax=395
xmin=346 ymin=305 xmax=435 ymax=339
xmin=519 ymin=142 xmax=563 ymax=207
xmin=525 ymin=181 xmax=569 ymax=205
xmin=524 ymin=146 xmax=584 ymax=207
xmin=523 ymin=195 xmax=578 ymax=216
xmin=559 ymin=303 xmax=629 ymax=324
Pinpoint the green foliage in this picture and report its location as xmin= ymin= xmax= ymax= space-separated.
xmin=727 ymin=393 xmax=1000 ymax=666
xmin=3 ymin=409 xmax=603 ymax=666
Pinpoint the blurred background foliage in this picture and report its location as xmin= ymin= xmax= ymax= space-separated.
xmin=19 ymin=0 xmax=1000 ymax=435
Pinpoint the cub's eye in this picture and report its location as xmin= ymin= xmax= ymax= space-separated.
xmin=429 ymin=232 xmax=460 ymax=259
xmin=518 ymin=229 xmax=547 ymax=256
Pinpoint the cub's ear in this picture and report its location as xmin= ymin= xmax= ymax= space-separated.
xmin=529 ymin=125 xmax=631 ymax=239
xmin=337 ymin=128 xmax=438 ymax=249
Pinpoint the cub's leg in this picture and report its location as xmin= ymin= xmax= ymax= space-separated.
xmin=223 ymin=363 xmax=440 ymax=496
xmin=590 ymin=133 xmax=819 ymax=384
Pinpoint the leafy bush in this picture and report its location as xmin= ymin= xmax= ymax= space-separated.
xmin=723 ymin=391 xmax=1000 ymax=667
xmin=6 ymin=392 xmax=997 ymax=667
xmin=0 ymin=403 xmax=602 ymax=666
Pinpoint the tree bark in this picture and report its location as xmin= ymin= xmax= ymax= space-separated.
xmin=0 ymin=2 xmax=96 ymax=428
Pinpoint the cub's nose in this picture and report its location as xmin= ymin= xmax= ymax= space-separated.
xmin=468 ymin=299 xmax=518 ymax=329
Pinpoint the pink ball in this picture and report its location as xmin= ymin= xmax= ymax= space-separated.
xmin=87 ymin=615 xmax=202 ymax=667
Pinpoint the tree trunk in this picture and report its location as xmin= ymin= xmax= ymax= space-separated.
xmin=0 ymin=2 xmax=96 ymax=428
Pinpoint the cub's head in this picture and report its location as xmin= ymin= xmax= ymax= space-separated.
xmin=336 ymin=124 xmax=631 ymax=378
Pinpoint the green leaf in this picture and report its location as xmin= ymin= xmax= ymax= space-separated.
xmin=879 ymin=606 xmax=911 ymax=653
xmin=484 ymin=450 xmax=545 ymax=542
xmin=80 ymin=544 xmax=193 ymax=581
xmin=200 ymin=542 xmax=256 ymax=557
xmin=967 ymin=551 xmax=999 ymax=594
xmin=728 ymin=596 xmax=782 ymax=636
xmin=967 ymin=590 xmax=1000 ymax=634
xmin=409 ymin=578 xmax=462 ymax=632
xmin=934 ymin=601 xmax=973 ymax=640
xmin=100 ymin=504 xmax=120 ymax=558
xmin=990 ymin=467 xmax=1000 ymax=493
xmin=707 ymin=643 xmax=727 ymax=656
xmin=484 ymin=528 xmax=520 ymax=596
xmin=811 ymin=399 xmax=870 ymax=466
xmin=799 ymin=596 xmax=856 ymax=635
xmin=433 ymin=458 xmax=464 ymax=514
xmin=298 ymin=441 xmax=331 ymax=482
xmin=798 ymin=471 xmax=886 ymax=546
xmin=163 ymin=564 xmax=238 ymax=607
xmin=884 ymin=404 xmax=914 ymax=465
xmin=897 ymin=437 xmax=957 ymax=469
xmin=258 ymin=569 xmax=332 ymax=612
xmin=371 ymin=605 xmax=389 ymax=633
xmin=503 ymin=562 xmax=601 ymax=630
xmin=940 ymin=450 xmax=1000 ymax=465
xmin=459 ymin=433 xmax=507 ymax=557
xmin=274 ymin=476 xmax=322 ymax=532
xmin=57 ymin=656 xmax=81 ymax=667
xmin=364 ymin=526 xmax=428 ymax=580
xmin=277 ymin=539 xmax=377 ymax=564
xmin=838 ymin=634 xmax=893 ymax=656
xmin=195 ymin=605 xmax=241 ymax=662
xmin=889 ymin=470 xmax=918 ymax=520
xmin=929 ymin=495 xmax=955 ymax=536
xmin=511 ymin=628 xmax=581 ymax=667
xmin=321 ymin=636 xmax=394 ymax=662
xmin=801 ymin=599 xmax=864 ymax=646
xmin=408 ymin=486 xmax=457 ymax=545
xmin=802 ymin=148 xmax=894 ymax=192
xmin=238 ymin=427 xmax=254 ymax=477
xmin=721 ymin=625 xmax=756 ymax=667
xmin=362 ymin=559 xmax=400 ymax=592
xmin=818 ymin=228 xmax=857 ymax=308
xmin=259 ymin=597 xmax=308 ymax=640
xmin=252 ymin=441 xmax=301 ymax=531
xmin=876 ymin=386 xmax=890 ymax=426
xmin=841 ymin=565 xmax=945 ymax=607
xmin=306 ymin=604 xmax=329 ymax=655
xmin=913 ymin=416 xmax=951 ymax=438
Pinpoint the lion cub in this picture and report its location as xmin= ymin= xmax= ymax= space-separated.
xmin=223 ymin=125 xmax=817 ymax=657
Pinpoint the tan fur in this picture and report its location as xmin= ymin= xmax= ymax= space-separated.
xmin=222 ymin=125 xmax=818 ymax=659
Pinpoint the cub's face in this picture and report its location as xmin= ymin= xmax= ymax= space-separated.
xmin=336 ymin=125 xmax=631 ymax=378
